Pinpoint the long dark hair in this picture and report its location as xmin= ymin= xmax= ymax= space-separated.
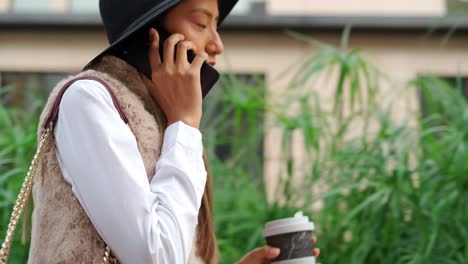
xmin=199 ymin=151 xmax=218 ymax=264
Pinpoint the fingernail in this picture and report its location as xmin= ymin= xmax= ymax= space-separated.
xmin=268 ymin=247 xmax=280 ymax=257
xmin=153 ymin=28 xmax=158 ymax=40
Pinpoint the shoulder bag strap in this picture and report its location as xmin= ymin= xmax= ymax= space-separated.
xmin=43 ymin=75 xmax=129 ymax=129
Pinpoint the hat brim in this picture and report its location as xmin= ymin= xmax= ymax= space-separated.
xmin=84 ymin=0 xmax=238 ymax=70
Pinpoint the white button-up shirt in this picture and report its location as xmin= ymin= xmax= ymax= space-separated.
xmin=54 ymin=79 xmax=206 ymax=264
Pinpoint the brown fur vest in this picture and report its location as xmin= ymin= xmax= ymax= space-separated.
xmin=28 ymin=55 xmax=205 ymax=264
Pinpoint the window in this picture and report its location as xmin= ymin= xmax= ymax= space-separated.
xmin=443 ymin=76 xmax=468 ymax=98
xmin=0 ymin=0 xmax=11 ymax=13
xmin=70 ymin=0 xmax=98 ymax=14
xmin=447 ymin=0 xmax=468 ymax=14
xmin=267 ymin=0 xmax=446 ymax=16
xmin=0 ymin=72 xmax=67 ymax=108
xmin=231 ymin=0 xmax=265 ymax=15
xmin=5 ymin=0 xmax=99 ymax=14
xmin=418 ymin=75 xmax=467 ymax=135
xmin=201 ymin=73 xmax=266 ymax=179
xmin=13 ymin=0 xmax=51 ymax=13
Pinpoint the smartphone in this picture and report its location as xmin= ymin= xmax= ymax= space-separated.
xmin=115 ymin=27 xmax=220 ymax=98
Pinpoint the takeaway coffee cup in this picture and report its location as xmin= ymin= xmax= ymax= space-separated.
xmin=262 ymin=211 xmax=315 ymax=264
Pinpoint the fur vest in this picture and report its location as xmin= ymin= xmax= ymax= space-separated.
xmin=28 ymin=55 xmax=205 ymax=264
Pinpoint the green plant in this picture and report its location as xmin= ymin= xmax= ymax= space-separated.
xmin=202 ymin=29 xmax=467 ymax=264
xmin=0 ymin=88 xmax=44 ymax=263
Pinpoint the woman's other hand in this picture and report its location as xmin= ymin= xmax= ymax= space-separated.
xmin=142 ymin=28 xmax=208 ymax=129
xmin=236 ymin=246 xmax=280 ymax=264
xmin=236 ymin=236 xmax=320 ymax=264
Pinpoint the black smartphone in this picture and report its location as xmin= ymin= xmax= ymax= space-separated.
xmin=115 ymin=27 xmax=220 ymax=98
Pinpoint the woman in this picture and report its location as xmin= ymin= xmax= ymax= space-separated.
xmin=26 ymin=0 xmax=320 ymax=263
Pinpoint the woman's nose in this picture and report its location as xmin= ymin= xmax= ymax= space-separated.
xmin=205 ymin=31 xmax=224 ymax=57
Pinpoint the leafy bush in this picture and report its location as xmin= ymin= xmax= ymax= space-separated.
xmin=205 ymin=30 xmax=467 ymax=264
xmin=0 ymin=87 xmax=43 ymax=263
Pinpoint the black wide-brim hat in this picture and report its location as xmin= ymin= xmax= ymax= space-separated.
xmin=84 ymin=0 xmax=238 ymax=69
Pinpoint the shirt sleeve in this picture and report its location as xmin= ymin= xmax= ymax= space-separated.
xmin=54 ymin=79 xmax=207 ymax=264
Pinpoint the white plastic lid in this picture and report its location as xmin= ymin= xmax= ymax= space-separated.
xmin=262 ymin=211 xmax=315 ymax=238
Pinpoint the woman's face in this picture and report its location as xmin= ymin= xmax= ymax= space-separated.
xmin=162 ymin=0 xmax=224 ymax=66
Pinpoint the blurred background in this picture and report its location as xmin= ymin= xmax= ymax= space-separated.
xmin=1 ymin=0 xmax=467 ymax=263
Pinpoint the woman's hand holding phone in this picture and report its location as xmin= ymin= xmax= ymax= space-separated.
xmin=142 ymin=28 xmax=208 ymax=129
